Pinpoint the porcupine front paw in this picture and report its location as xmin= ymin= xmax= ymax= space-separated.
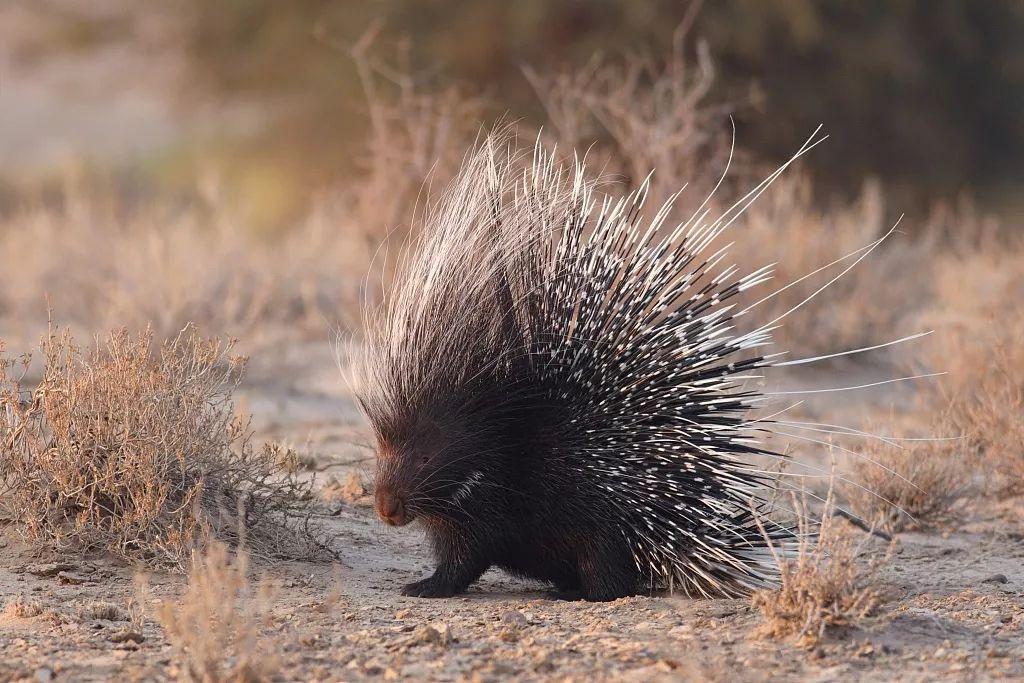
xmin=401 ymin=574 xmax=462 ymax=598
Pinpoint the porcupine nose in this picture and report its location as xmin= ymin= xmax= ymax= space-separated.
xmin=375 ymin=488 xmax=409 ymax=526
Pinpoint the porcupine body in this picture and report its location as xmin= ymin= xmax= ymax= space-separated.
xmin=358 ymin=131 xmax=831 ymax=601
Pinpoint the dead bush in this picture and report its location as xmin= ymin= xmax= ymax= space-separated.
xmin=3 ymin=596 xmax=45 ymax=619
xmin=525 ymin=19 xmax=738 ymax=203
xmin=934 ymin=313 xmax=1024 ymax=496
xmin=157 ymin=541 xmax=277 ymax=683
xmin=752 ymin=488 xmax=885 ymax=648
xmin=76 ymin=601 xmax=127 ymax=622
xmin=841 ymin=417 xmax=970 ymax=533
xmin=0 ymin=324 xmax=331 ymax=569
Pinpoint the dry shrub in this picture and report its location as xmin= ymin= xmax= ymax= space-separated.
xmin=914 ymin=217 xmax=1024 ymax=495
xmin=842 ymin=429 xmax=969 ymax=533
xmin=2 ymin=596 xmax=44 ymax=619
xmin=734 ymin=174 xmax=938 ymax=357
xmin=752 ymin=489 xmax=884 ymax=647
xmin=932 ymin=313 xmax=1024 ymax=496
xmin=526 ymin=18 xmax=738 ymax=203
xmin=76 ymin=601 xmax=126 ymax=622
xmin=347 ymin=23 xmax=486 ymax=238
xmin=158 ymin=541 xmax=277 ymax=683
xmin=0 ymin=192 xmax=368 ymax=348
xmin=0 ymin=324 xmax=329 ymax=568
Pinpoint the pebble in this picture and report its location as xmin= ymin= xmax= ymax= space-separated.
xmin=27 ymin=563 xmax=77 ymax=578
xmin=109 ymin=630 xmax=145 ymax=644
xmin=980 ymin=574 xmax=1008 ymax=584
xmin=414 ymin=622 xmax=453 ymax=646
xmin=500 ymin=610 xmax=528 ymax=629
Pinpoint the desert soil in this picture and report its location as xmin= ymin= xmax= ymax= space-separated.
xmin=1 ymin=341 xmax=1022 ymax=682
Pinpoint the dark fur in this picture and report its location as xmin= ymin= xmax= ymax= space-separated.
xmin=368 ymin=377 xmax=650 ymax=601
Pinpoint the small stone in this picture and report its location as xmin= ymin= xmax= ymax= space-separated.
xmin=981 ymin=574 xmax=1008 ymax=584
xmin=395 ymin=608 xmax=411 ymax=620
xmin=109 ymin=630 xmax=145 ymax=644
xmin=57 ymin=571 xmax=88 ymax=585
xmin=500 ymin=610 xmax=528 ymax=629
xmin=363 ymin=660 xmax=384 ymax=676
xmin=35 ymin=668 xmax=54 ymax=683
xmin=856 ymin=644 xmax=875 ymax=658
xmin=414 ymin=622 xmax=453 ymax=646
xmin=27 ymin=563 xmax=76 ymax=578
xmin=656 ymin=659 xmax=680 ymax=672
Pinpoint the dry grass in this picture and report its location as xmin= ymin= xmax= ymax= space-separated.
xmin=0 ymin=324 xmax=329 ymax=569
xmin=157 ymin=541 xmax=277 ymax=683
xmin=842 ymin=419 xmax=970 ymax=533
xmin=525 ymin=17 xmax=739 ymax=203
xmin=1 ymin=31 xmax=1010 ymax=385
xmin=0 ymin=191 xmax=370 ymax=348
xmin=76 ymin=601 xmax=126 ymax=622
xmin=734 ymin=175 xmax=939 ymax=357
xmin=752 ymin=489 xmax=885 ymax=648
xmin=932 ymin=312 xmax=1024 ymax=496
xmin=2 ymin=596 xmax=45 ymax=619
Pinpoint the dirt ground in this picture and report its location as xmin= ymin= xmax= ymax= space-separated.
xmin=1 ymin=341 xmax=1022 ymax=682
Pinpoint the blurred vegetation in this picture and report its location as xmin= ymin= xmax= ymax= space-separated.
xmin=178 ymin=0 xmax=1024 ymax=219
xmin=4 ymin=1 xmax=1022 ymax=229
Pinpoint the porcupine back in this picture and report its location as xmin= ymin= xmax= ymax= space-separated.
xmin=358 ymin=128 xmax=903 ymax=599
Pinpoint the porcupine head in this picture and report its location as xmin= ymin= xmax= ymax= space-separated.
xmin=358 ymin=132 xmax=829 ymax=602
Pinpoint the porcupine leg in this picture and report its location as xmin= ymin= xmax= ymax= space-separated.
xmin=574 ymin=540 xmax=644 ymax=602
xmin=402 ymin=528 xmax=491 ymax=598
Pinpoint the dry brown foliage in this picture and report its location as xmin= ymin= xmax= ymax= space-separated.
xmin=347 ymin=23 xmax=487 ymax=238
xmin=1 ymin=31 xmax=1001 ymax=371
xmin=752 ymin=489 xmax=885 ymax=648
xmin=735 ymin=175 xmax=938 ymax=356
xmin=2 ymin=596 xmax=45 ymax=619
xmin=0 ymin=192 xmax=368 ymax=347
xmin=525 ymin=17 xmax=738 ymax=203
xmin=843 ymin=438 xmax=969 ymax=534
xmin=933 ymin=313 xmax=1024 ymax=496
xmin=840 ymin=412 xmax=970 ymax=533
xmin=0 ymin=325 xmax=330 ymax=568
xmin=157 ymin=541 xmax=277 ymax=683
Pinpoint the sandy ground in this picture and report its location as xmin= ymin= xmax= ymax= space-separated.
xmin=1 ymin=341 xmax=1022 ymax=682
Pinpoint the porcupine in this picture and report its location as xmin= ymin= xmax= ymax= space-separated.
xmin=356 ymin=128 xmax=916 ymax=602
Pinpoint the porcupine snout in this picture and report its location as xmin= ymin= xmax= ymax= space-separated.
xmin=375 ymin=487 xmax=410 ymax=526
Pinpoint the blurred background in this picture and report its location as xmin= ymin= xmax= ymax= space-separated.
xmin=1 ymin=0 xmax=1022 ymax=361
xmin=4 ymin=0 xmax=1023 ymax=223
